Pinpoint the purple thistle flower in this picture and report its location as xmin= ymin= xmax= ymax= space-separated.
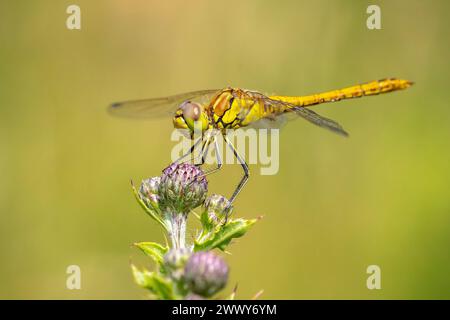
xmin=184 ymin=251 xmax=229 ymax=297
xmin=158 ymin=163 xmax=208 ymax=213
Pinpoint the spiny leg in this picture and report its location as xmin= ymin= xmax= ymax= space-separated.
xmin=198 ymin=134 xmax=212 ymax=166
xmin=194 ymin=136 xmax=223 ymax=177
xmin=174 ymin=136 xmax=203 ymax=164
xmin=172 ymin=137 xmax=211 ymax=184
xmin=186 ymin=133 xmax=211 ymax=166
xmin=223 ymin=135 xmax=250 ymax=223
xmin=176 ymin=134 xmax=213 ymax=166
xmin=186 ymin=135 xmax=224 ymax=188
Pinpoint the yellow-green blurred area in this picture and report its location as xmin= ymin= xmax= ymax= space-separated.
xmin=0 ymin=0 xmax=449 ymax=299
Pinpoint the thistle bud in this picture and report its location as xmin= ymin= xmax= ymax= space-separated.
xmin=203 ymin=194 xmax=232 ymax=226
xmin=139 ymin=177 xmax=161 ymax=208
xmin=184 ymin=251 xmax=229 ymax=297
xmin=140 ymin=177 xmax=160 ymax=195
xmin=158 ymin=163 xmax=208 ymax=213
xmin=139 ymin=177 xmax=160 ymax=208
xmin=185 ymin=293 xmax=205 ymax=300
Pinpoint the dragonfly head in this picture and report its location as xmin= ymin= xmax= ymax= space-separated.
xmin=173 ymin=101 xmax=210 ymax=138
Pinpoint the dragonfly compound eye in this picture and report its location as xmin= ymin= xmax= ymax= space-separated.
xmin=181 ymin=101 xmax=201 ymax=121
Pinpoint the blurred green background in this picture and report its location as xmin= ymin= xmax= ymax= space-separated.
xmin=0 ymin=0 xmax=449 ymax=299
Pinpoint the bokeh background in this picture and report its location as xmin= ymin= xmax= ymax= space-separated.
xmin=1 ymin=0 xmax=449 ymax=299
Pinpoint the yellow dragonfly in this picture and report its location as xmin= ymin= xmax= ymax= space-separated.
xmin=109 ymin=78 xmax=413 ymax=207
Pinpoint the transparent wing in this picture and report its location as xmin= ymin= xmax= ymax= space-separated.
xmin=108 ymin=89 xmax=220 ymax=119
xmin=290 ymin=106 xmax=348 ymax=136
xmin=242 ymin=90 xmax=348 ymax=136
xmin=247 ymin=114 xmax=290 ymax=130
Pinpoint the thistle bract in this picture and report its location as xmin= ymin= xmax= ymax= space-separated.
xmin=184 ymin=251 xmax=229 ymax=297
xmin=158 ymin=163 xmax=208 ymax=213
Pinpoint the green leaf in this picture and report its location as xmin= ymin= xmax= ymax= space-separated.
xmin=199 ymin=208 xmax=214 ymax=231
xmin=134 ymin=242 xmax=168 ymax=266
xmin=194 ymin=218 xmax=257 ymax=251
xmin=131 ymin=264 xmax=176 ymax=300
xmin=131 ymin=181 xmax=167 ymax=231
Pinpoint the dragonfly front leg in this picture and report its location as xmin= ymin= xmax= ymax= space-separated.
xmin=174 ymin=136 xmax=203 ymax=164
xmin=197 ymin=134 xmax=212 ymax=166
xmin=193 ymin=137 xmax=223 ymax=177
xmin=175 ymin=134 xmax=213 ymax=166
xmin=186 ymin=136 xmax=224 ymax=190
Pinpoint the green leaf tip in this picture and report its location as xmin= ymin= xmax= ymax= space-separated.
xmin=194 ymin=217 xmax=258 ymax=252
xmin=134 ymin=241 xmax=168 ymax=265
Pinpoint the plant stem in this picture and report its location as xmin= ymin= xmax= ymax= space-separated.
xmin=166 ymin=211 xmax=188 ymax=249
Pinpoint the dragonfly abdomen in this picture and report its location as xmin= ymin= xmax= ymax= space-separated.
xmin=269 ymin=78 xmax=413 ymax=108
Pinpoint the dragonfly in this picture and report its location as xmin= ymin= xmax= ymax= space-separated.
xmin=109 ymin=78 xmax=413 ymax=209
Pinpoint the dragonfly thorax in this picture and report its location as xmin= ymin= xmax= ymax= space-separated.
xmin=209 ymin=88 xmax=265 ymax=130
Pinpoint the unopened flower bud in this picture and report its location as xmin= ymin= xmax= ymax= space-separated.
xmin=158 ymin=163 xmax=208 ymax=213
xmin=140 ymin=177 xmax=160 ymax=195
xmin=185 ymin=293 xmax=205 ymax=300
xmin=204 ymin=194 xmax=231 ymax=225
xmin=139 ymin=177 xmax=160 ymax=208
xmin=184 ymin=251 xmax=229 ymax=297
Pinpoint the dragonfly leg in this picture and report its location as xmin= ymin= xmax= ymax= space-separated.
xmin=186 ymin=135 xmax=224 ymax=189
xmin=171 ymin=137 xmax=210 ymax=183
xmin=224 ymin=135 xmax=250 ymax=204
xmin=193 ymin=137 xmax=223 ymax=177
xmin=180 ymin=134 xmax=211 ymax=167
xmin=198 ymin=135 xmax=212 ymax=166
xmin=176 ymin=135 xmax=216 ymax=168
xmin=174 ymin=137 xmax=203 ymax=164
xmin=222 ymin=135 xmax=250 ymax=223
